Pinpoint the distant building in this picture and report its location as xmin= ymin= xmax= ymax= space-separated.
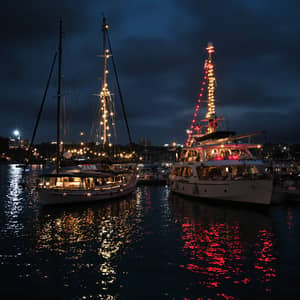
xmin=9 ymin=138 xmax=29 ymax=149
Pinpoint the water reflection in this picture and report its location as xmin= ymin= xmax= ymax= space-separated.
xmin=4 ymin=164 xmax=24 ymax=236
xmin=168 ymin=194 xmax=278 ymax=298
xmin=34 ymin=193 xmax=143 ymax=298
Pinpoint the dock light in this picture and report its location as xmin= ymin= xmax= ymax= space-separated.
xmin=13 ymin=130 xmax=20 ymax=138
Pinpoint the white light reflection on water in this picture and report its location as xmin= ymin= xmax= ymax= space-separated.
xmin=34 ymin=190 xmax=144 ymax=298
xmin=4 ymin=164 xmax=24 ymax=236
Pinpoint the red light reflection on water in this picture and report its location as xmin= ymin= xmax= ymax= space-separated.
xmin=144 ymin=187 xmax=153 ymax=214
xmin=253 ymin=229 xmax=277 ymax=284
xmin=178 ymin=214 xmax=277 ymax=296
xmin=287 ymin=207 xmax=294 ymax=233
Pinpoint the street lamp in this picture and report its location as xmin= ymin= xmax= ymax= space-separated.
xmin=12 ymin=129 xmax=21 ymax=148
xmin=13 ymin=130 xmax=20 ymax=140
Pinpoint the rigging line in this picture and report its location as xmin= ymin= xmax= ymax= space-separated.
xmin=26 ymin=50 xmax=58 ymax=166
xmin=91 ymin=101 xmax=102 ymax=144
xmin=56 ymin=18 xmax=63 ymax=174
xmin=106 ymin=31 xmax=133 ymax=145
xmin=63 ymin=95 xmax=66 ymax=138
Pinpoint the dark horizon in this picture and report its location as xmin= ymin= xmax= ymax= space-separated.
xmin=1 ymin=1 xmax=300 ymax=145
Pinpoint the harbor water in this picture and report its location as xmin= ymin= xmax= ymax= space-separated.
xmin=0 ymin=164 xmax=300 ymax=299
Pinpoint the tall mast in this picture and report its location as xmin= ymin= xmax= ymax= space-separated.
xmin=56 ymin=19 xmax=62 ymax=173
xmin=99 ymin=17 xmax=114 ymax=147
xmin=102 ymin=17 xmax=108 ymax=145
xmin=186 ymin=42 xmax=218 ymax=146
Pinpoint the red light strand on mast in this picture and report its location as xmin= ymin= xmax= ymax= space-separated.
xmin=185 ymin=63 xmax=210 ymax=146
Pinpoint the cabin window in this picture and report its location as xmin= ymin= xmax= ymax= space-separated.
xmin=95 ymin=178 xmax=104 ymax=185
xmin=84 ymin=177 xmax=94 ymax=189
xmin=63 ymin=177 xmax=82 ymax=189
xmin=42 ymin=177 xmax=56 ymax=187
xmin=180 ymin=150 xmax=188 ymax=161
xmin=208 ymin=167 xmax=223 ymax=179
xmin=55 ymin=177 xmax=63 ymax=187
xmin=182 ymin=167 xmax=193 ymax=177
xmin=195 ymin=165 xmax=264 ymax=180
xmin=106 ymin=177 xmax=114 ymax=184
xmin=115 ymin=176 xmax=122 ymax=182
xmin=197 ymin=167 xmax=209 ymax=179
xmin=172 ymin=167 xmax=181 ymax=176
xmin=187 ymin=151 xmax=198 ymax=162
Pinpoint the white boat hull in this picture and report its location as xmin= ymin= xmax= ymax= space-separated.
xmin=38 ymin=181 xmax=136 ymax=205
xmin=169 ymin=177 xmax=273 ymax=205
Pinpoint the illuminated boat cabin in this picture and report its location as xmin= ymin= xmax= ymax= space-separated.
xmin=39 ymin=172 xmax=128 ymax=191
xmin=174 ymin=131 xmax=265 ymax=180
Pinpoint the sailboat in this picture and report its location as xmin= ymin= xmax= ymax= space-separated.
xmin=169 ymin=43 xmax=273 ymax=205
xmin=37 ymin=18 xmax=136 ymax=205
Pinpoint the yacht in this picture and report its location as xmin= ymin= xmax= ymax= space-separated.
xmin=169 ymin=43 xmax=273 ymax=205
xmin=38 ymin=168 xmax=136 ymax=205
xmin=37 ymin=18 xmax=136 ymax=205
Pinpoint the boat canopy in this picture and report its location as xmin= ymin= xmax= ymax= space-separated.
xmin=40 ymin=172 xmax=119 ymax=178
xmin=194 ymin=131 xmax=235 ymax=142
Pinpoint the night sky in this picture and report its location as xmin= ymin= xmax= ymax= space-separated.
xmin=1 ymin=0 xmax=300 ymax=145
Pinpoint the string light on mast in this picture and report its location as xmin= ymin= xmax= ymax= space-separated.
xmin=185 ymin=42 xmax=218 ymax=146
xmin=98 ymin=18 xmax=116 ymax=147
xmin=205 ymin=42 xmax=217 ymax=134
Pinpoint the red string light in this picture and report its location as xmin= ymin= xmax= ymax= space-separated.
xmin=185 ymin=63 xmax=210 ymax=146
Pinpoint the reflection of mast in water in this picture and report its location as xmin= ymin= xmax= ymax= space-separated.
xmin=168 ymin=194 xmax=277 ymax=295
xmin=35 ymin=194 xmax=142 ymax=291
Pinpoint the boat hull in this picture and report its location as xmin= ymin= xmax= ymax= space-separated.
xmin=169 ymin=178 xmax=273 ymax=205
xmin=38 ymin=181 xmax=136 ymax=205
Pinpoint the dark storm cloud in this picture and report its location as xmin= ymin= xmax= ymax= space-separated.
xmin=174 ymin=0 xmax=300 ymax=77
xmin=1 ymin=0 xmax=300 ymax=144
xmin=219 ymin=81 xmax=295 ymax=108
xmin=229 ymin=109 xmax=300 ymax=143
xmin=1 ymin=0 xmax=88 ymax=43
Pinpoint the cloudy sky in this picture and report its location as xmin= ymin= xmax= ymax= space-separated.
xmin=1 ymin=0 xmax=300 ymax=145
